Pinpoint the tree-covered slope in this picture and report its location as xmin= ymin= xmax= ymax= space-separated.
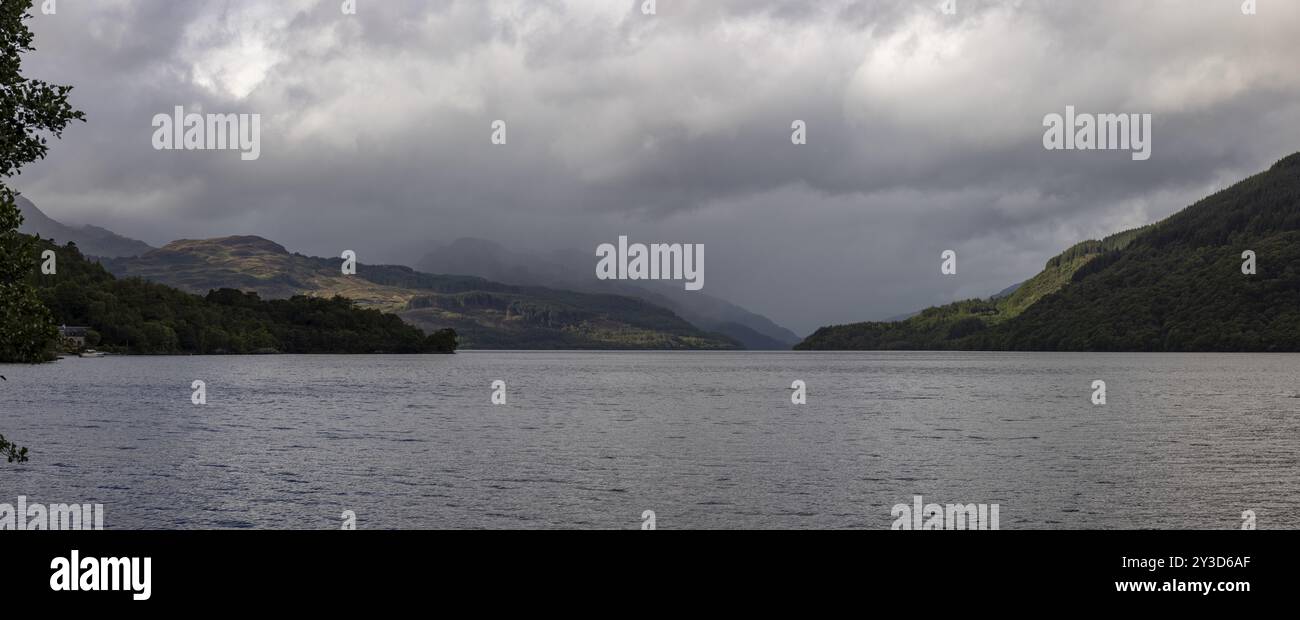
xmin=797 ymin=152 xmax=1300 ymax=351
xmin=34 ymin=239 xmax=456 ymax=355
xmin=796 ymin=225 xmax=1149 ymax=349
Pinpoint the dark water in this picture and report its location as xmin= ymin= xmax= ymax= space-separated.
xmin=2 ymin=351 xmax=1298 ymax=529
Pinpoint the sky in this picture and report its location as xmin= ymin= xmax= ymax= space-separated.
xmin=15 ymin=0 xmax=1300 ymax=335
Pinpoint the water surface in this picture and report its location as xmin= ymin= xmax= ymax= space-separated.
xmin=2 ymin=351 xmax=1297 ymax=529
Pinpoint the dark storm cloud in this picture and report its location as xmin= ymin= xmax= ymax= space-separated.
xmin=15 ymin=0 xmax=1300 ymax=334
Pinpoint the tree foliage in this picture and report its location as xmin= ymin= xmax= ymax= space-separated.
xmin=1 ymin=0 xmax=84 ymax=364
xmin=2 ymin=0 xmax=86 ymax=464
xmin=0 ymin=433 xmax=29 ymax=463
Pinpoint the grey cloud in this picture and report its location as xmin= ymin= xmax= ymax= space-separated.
xmin=14 ymin=0 xmax=1300 ymax=334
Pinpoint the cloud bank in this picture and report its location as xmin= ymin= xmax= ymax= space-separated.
xmin=18 ymin=0 xmax=1300 ymax=333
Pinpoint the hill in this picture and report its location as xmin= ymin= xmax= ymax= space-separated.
xmin=16 ymin=195 xmax=153 ymax=257
xmin=797 ymin=152 xmax=1300 ymax=351
xmin=32 ymin=239 xmax=456 ymax=355
xmin=416 ymin=238 xmax=802 ymax=349
xmin=101 ymin=236 xmax=739 ymax=350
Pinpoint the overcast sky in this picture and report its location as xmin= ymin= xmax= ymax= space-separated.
xmin=15 ymin=0 xmax=1300 ymax=334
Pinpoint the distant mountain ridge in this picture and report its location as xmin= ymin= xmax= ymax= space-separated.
xmin=798 ymin=152 xmax=1300 ymax=351
xmin=102 ymin=235 xmax=739 ymax=350
xmin=416 ymin=238 xmax=802 ymax=349
xmin=18 ymin=198 xmax=758 ymax=350
xmin=16 ymin=195 xmax=153 ymax=258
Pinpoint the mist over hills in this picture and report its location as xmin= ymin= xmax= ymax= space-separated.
xmin=17 ymin=196 xmax=789 ymax=350
xmin=98 ymin=236 xmax=738 ymax=350
xmin=32 ymin=139 xmax=1300 ymax=357
xmin=415 ymin=238 xmax=802 ymax=349
xmin=16 ymin=194 xmax=153 ymax=258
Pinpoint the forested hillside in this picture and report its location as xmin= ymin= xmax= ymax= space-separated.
xmin=798 ymin=153 xmax=1300 ymax=352
xmin=34 ymin=239 xmax=456 ymax=354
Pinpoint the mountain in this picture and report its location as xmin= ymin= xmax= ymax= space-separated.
xmin=797 ymin=152 xmax=1300 ymax=351
xmin=16 ymin=195 xmax=153 ymax=257
xmin=101 ymin=236 xmax=738 ymax=350
xmin=32 ymin=239 xmax=456 ymax=355
xmin=415 ymin=238 xmax=802 ymax=349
